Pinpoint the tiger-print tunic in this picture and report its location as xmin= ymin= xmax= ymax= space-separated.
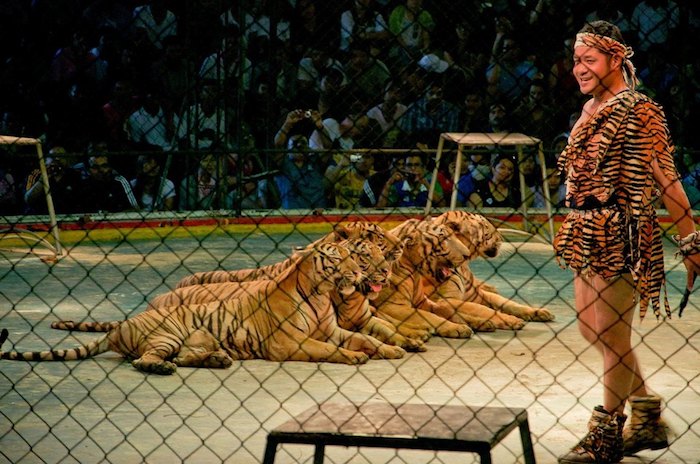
xmin=553 ymin=89 xmax=678 ymax=320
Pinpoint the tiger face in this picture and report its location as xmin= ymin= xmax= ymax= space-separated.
xmin=396 ymin=220 xmax=471 ymax=282
xmin=339 ymin=239 xmax=391 ymax=300
xmin=312 ymin=243 xmax=362 ymax=295
xmin=434 ymin=211 xmax=503 ymax=259
xmin=333 ymin=222 xmax=404 ymax=263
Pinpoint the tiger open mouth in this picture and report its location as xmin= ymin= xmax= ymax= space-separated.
xmin=358 ymin=279 xmax=385 ymax=298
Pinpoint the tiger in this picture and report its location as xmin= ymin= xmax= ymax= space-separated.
xmin=174 ymin=222 xmax=404 ymax=288
xmin=52 ymin=239 xmax=424 ymax=353
xmin=427 ymin=211 xmax=555 ymax=326
xmin=370 ymin=219 xmax=474 ymax=339
xmin=1 ymin=243 xmax=383 ymax=374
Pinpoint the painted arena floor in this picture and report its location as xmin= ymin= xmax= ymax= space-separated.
xmin=1 ymin=229 xmax=699 ymax=463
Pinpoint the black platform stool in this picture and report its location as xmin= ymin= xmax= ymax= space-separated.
xmin=263 ymin=402 xmax=536 ymax=464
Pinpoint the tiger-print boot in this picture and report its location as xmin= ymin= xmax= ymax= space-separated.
xmin=623 ymin=395 xmax=670 ymax=455
xmin=558 ymin=406 xmax=626 ymax=463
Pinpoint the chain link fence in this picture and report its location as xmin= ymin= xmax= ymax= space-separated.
xmin=1 ymin=1 xmax=700 ymax=462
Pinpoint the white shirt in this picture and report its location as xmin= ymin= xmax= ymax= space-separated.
xmin=130 ymin=177 xmax=176 ymax=211
xmin=132 ymin=5 xmax=177 ymax=49
xmin=127 ymin=107 xmax=172 ymax=151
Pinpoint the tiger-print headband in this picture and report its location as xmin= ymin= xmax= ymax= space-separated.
xmin=575 ymin=32 xmax=639 ymax=90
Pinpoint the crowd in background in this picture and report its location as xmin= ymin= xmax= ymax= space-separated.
xmin=1 ymin=0 xmax=699 ymax=215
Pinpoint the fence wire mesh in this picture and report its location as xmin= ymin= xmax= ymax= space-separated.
xmin=1 ymin=1 xmax=700 ymax=463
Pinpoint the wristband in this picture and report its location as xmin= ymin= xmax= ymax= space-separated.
xmin=674 ymin=230 xmax=700 ymax=257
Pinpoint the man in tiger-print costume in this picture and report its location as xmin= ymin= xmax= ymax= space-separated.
xmin=1 ymin=243 xmax=385 ymax=374
xmin=555 ymin=21 xmax=700 ymax=464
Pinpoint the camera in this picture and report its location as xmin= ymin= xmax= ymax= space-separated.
xmin=304 ymin=110 xmax=312 ymax=118
xmin=350 ymin=154 xmax=362 ymax=163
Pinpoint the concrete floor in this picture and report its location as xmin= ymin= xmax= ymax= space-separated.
xmin=1 ymin=232 xmax=699 ymax=464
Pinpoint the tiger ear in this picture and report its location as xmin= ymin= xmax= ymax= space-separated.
xmin=402 ymin=229 xmax=420 ymax=248
xmin=332 ymin=224 xmax=352 ymax=240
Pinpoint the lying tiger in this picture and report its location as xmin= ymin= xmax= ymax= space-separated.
xmin=370 ymin=220 xmax=475 ymax=339
xmin=1 ymin=243 xmax=391 ymax=374
xmin=427 ymin=211 xmax=555 ymax=326
xmin=175 ymin=222 xmax=404 ymax=288
xmin=52 ymin=223 xmax=424 ymax=352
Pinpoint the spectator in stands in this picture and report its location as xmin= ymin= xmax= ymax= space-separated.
xmin=224 ymin=151 xmax=268 ymax=210
xmin=150 ymin=36 xmax=195 ymax=112
xmin=388 ymin=0 xmax=435 ymax=70
xmin=465 ymin=153 xmax=519 ymax=208
xmin=129 ymin=153 xmax=176 ymax=211
xmin=455 ymin=148 xmax=493 ymax=205
xmin=274 ymin=108 xmax=330 ymax=153
xmin=325 ymin=151 xmax=376 ymax=210
xmin=131 ymin=0 xmax=178 ymax=51
xmin=531 ymin=165 xmax=566 ymax=210
xmin=81 ymin=152 xmax=139 ymax=213
xmin=359 ymin=155 xmax=405 ymax=207
xmin=101 ymin=79 xmax=138 ymax=151
xmin=485 ymin=101 xmax=513 ymax=133
xmin=486 ymin=29 xmax=539 ymax=103
xmin=126 ymin=90 xmax=174 ymax=152
xmin=631 ymin=0 xmax=680 ymax=57
xmin=289 ymin=0 xmax=335 ymax=58
xmin=376 ymin=150 xmax=443 ymax=208
xmin=512 ymin=79 xmax=557 ymax=144
xmin=547 ymin=37 xmax=579 ymax=120
xmin=178 ymin=152 xmax=225 ymax=211
xmin=460 ymin=89 xmax=490 ymax=133
xmin=0 ymin=166 xmax=20 ymax=215
xmin=585 ymin=1 xmax=632 ymax=35
xmin=24 ymin=146 xmax=83 ymax=214
xmin=343 ymin=40 xmax=392 ymax=109
xmin=297 ymin=46 xmax=347 ymax=98
xmin=340 ymin=0 xmax=390 ymax=55
xmin=366 ymin=81 xmax=407 ymax=148
xmin=436 ymin=150 xmax=469 ymax=204
xmin=274 ymin=134 xmax=328 ymax=209
xmin=199 ymin=25 xmax=252 ymax=95
xmin=398 ymin=76 xmax=460 ymax=144
xmin=175 ymin=83 xmax=229 ymax=150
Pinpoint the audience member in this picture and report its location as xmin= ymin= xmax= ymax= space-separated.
xmin=387 ymin=0 xmax=435 ymax=70
xmin=199 ymin=26 xmax=252 ymax=94
xmin=24 ymin=146 xmax=83 ymax=214
xmin=101 ymin=79 xmax=138 ymax=151
xmin=631 ymin=0 xmax=680 ymax=58
xmin=343 ymin=40 xmax=392 ymax=109
xmin=175 ymin=83 xmax=229 ymax=150
xmin=340 ymin=0 xmax=390 ymax=54
xmin=465 ymin=153 xmax=519 ymax=208
xmin=366 ymin=81 xmax=407 ymax=148
xmin=130 ymin=153 xmax=176 ymax=211
xmin=131 ymin=0 xmax=178 ymax=51
xmin=0 ymin=166 xmax=20 ymax=215
xmin=512 ymin=79 xmax=557 ymax=143
xmin=325 ymin=151 xmax=376 ymax=209
xmin=126 ymin=91 xmax=174 ymax=151
xmin=376 ymin=150 xmax=443 ymax=207
xmin=297 ymin=46 xmax=347 ymax=98
xmin=178 ymin=152 xmax=225 ymax=211
xmin=531 ymin=165 xmax=566 ymax=210
xmin=486 ymin=30 xmax=539 ymax=103
xmin=398 ymin=77 xmax=460 ymax=143
xmin=455 ymin=148 xmax=493 ymax=204
xmin=225 ymin=151 xmax=268 ymax=210
xmin=485 ymin=101 xmax=513 ymax=133
xmin=359 ymin=155 xmax=405 ymax=207
xmin=460 ymin=89 xmax=490 ymax=133
xmin=273 ymin=134 xmax=328 ymax=209
xmin=81 ymin=153 xmax=139 ymax=213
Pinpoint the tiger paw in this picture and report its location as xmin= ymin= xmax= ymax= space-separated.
xmin=437 ymin=322 xmax=473 ymax=339
xmin=345 ymin=351 xmax=370 ymax=365
xmin=373 ymin=344 xmax=406 ymax=359
xmin=132 ymin=358 xmax=177 ymax=375
xmin=529 ymin=308 xmax=555 ymax=322
xmin=398 ymin=336 xmax=427 ymax=352
xmin=203 ymin=351 xmax=234 ymax=369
